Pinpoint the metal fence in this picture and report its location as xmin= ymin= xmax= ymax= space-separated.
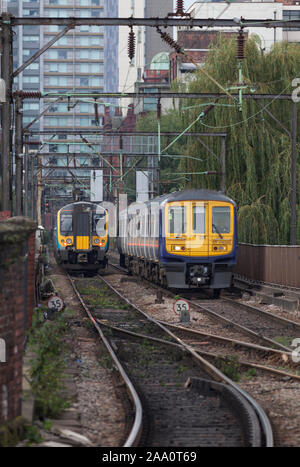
xmin=235 ymin=243 xmax=300 ymax=288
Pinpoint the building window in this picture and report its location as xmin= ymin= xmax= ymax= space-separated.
xmin=90 ymin=27 xmax=101 ymax=34
xmin=23 ymin=76 xmax=39 ymax=83
xmin=58 ymin=50 xmax=68 ymax=59
xmin=283 ymin=10 xmax=300 ymax=30
xmin=80 ymin=77 xmax=89 ymax=86
xmin=48 ymin=50 xmax=58 ymax=59
xmin=80 ymin=25 xmax=90 ymax=32
xmin=80 ymin=117 xmax=90 ymax=126
xmin=23 ymin=35 xmax=39 ymax=42
xmin=23 ymin=10 xmax=39 ymax=16
xmin=27 ymin=62 xmax=39 ymax=70
xmin=56 ymin=36 xmax=68 ymax=46
xmin=23 ymin=102 xmax=40 ymax=111
xmin=79 ymin=37 xmax=89 ymax=46
xmin=48 ymin=76 xmax=68 ymax=86
xmin=49 ymin=62 xmax=67 ymax=72
xmin=90 ymin=77 xmax=103 ymax=86
xmin=80 ymin=103 xmax=90 ymax=112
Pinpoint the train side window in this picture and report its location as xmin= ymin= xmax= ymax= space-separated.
xmin=60 ymin=214 xmax=72 ymax=234
xmin=193 ymin=206 xmax=206 ymax=234
xmin=212 ymin=207 xmax=230 ymax=234
xmin=168 ymin=206 xmax=186 ymax=235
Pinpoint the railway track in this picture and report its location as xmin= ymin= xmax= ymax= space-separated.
xmin=68 ymin=272 xmax=273 ymax=447
xmin=181 ymin=296 xmax=300 ymax=352
xmin=108 ymin=253 xmax=300 ymax=354
xmin=106 ymin=260 xmax=300 ymax=380
xmin=158 ymin=321 xmax=300 ymax=382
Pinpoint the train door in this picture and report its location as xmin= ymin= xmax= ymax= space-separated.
xmin=188 ymin=202 xmax=209 ymax=257
xmin=74 ymin=207 xmax=91 ymax=250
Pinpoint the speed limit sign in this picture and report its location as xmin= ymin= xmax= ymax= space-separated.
xmin=173 ymin=299 xmax=190 ymax=316
xmin=47 ymin=295 xmax=65 ymax=313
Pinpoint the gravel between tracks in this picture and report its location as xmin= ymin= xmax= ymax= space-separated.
xmin=48 ymin=263 xmax=127 ymax=447
xmin=46 ymin=258 xmax=300 ymax=447
xmin=103 ymin=269 xmax=300 ymax=447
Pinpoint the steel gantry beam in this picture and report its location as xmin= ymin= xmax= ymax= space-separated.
xmin=5 ymin=17 xmax=300 ymax=28
xmin=24 ymin=130 xmax=228 ymax=137
xmin=17 ymin=92 xmax=293 ymax=102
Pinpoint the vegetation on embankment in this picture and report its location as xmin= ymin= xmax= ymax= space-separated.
xmin=136 ymin=38 xmax=300 ymax=244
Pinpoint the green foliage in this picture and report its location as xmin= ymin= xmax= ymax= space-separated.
xmin=182 ymin=37 xmax=300 ymax=244
xmin=216 ymin=354 xmax=241 ymax=382
xmin=238 ymin=199 xmax=279 ymax=244
xmin=76 ymin=281 xmax=131 ymax=310
xmin=27 ymin=307 xmax=70 ymax=419
xmin=135 ymin=108 xmax=187 ymax=194
xmin=0 ymin=417 xmax=43 ymax=447
xmin=136 ymin=36 xmax=299 ymax=244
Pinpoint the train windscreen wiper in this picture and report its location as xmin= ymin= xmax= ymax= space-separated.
xmin=212 ymin=223 xmax=223 ymax=239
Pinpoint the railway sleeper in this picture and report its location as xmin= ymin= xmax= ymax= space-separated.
xmin=188 ymin=377 xmax=263 ymax=447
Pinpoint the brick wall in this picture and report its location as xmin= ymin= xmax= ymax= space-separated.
xmin=0 ymin=217 xmax=37 ymax=424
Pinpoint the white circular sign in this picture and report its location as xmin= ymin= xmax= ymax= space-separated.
xmin=173 ymin=299 xmax=190 ymax=316
xmin=47 ymin=295 xmax=64 ymax=313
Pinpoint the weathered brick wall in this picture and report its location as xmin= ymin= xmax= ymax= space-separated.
xmin=0 ymin=217 xmax=37 ymax=424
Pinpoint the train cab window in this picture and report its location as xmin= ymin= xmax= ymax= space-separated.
xmin=193 ymin=206 xmax=206 ymax=234
xmin=212 ymin=207 xmax=231 ymax=234
xmin=168 ymin=206 xmax=186 ymax=235
xmin=60 ymin=213 xmax=72 ymax=234
xmin=93 ymin=212 xmax=106 ymax=235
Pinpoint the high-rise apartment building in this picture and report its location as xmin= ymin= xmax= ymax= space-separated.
xmin=6 ymin=0 xmax=119 ymax=202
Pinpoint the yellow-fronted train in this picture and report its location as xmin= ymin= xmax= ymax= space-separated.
xmin=54 ymin=201 xmax=108 ymax=273
xmin=117 ymin=189 xmax=237 ymax=296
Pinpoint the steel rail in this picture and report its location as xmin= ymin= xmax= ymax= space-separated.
xmin=223 ymin=296 xmax=300 ymax=332
xmin=107 ymin=255 xmax=293 ymax=352
xmin=234 ymin=273 xmax=300 ymax=294
xmin=157 ymin=321 xmax=300 ymax=382
xmin=67 ymin=274 xmax=143 ymax=447
xmin=97 ymin=272 xmax=274 ymax=447
xmin=183 ymin=297 xmax=292 ymax=352
xmin=97 ymin=314 xmax=300 ymax=381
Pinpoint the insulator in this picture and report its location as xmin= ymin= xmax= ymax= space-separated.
xmin=156 ymin=27 xmax=183 ymax=55
xmin=176 ymin=0 xmax=184 ymax=15
xmin=237 ymin=30 xmax=245 ymax=60
xmin=14 ymin=91 xmax=42 ymax=99
xmin=128 ymin=27 xmax=135 ymax=61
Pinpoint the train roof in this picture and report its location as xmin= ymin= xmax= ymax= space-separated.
xmin=59 ymin=201 xmax=106 ymax=212
xmin=152 ymin=189 xmax=236 ymax=205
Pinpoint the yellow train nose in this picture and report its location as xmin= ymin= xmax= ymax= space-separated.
xmin=76 ymin=236 xmax=89 ymax=250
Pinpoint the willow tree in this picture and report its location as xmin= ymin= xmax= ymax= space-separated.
xmin=178 ymin=36 xmax=300 ymax=244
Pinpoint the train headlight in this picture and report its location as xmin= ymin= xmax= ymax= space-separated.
xmin=66 ymin=238 xmax=72 ymax=244
xmin=94 ymin=238 xmax=100 ymax=244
